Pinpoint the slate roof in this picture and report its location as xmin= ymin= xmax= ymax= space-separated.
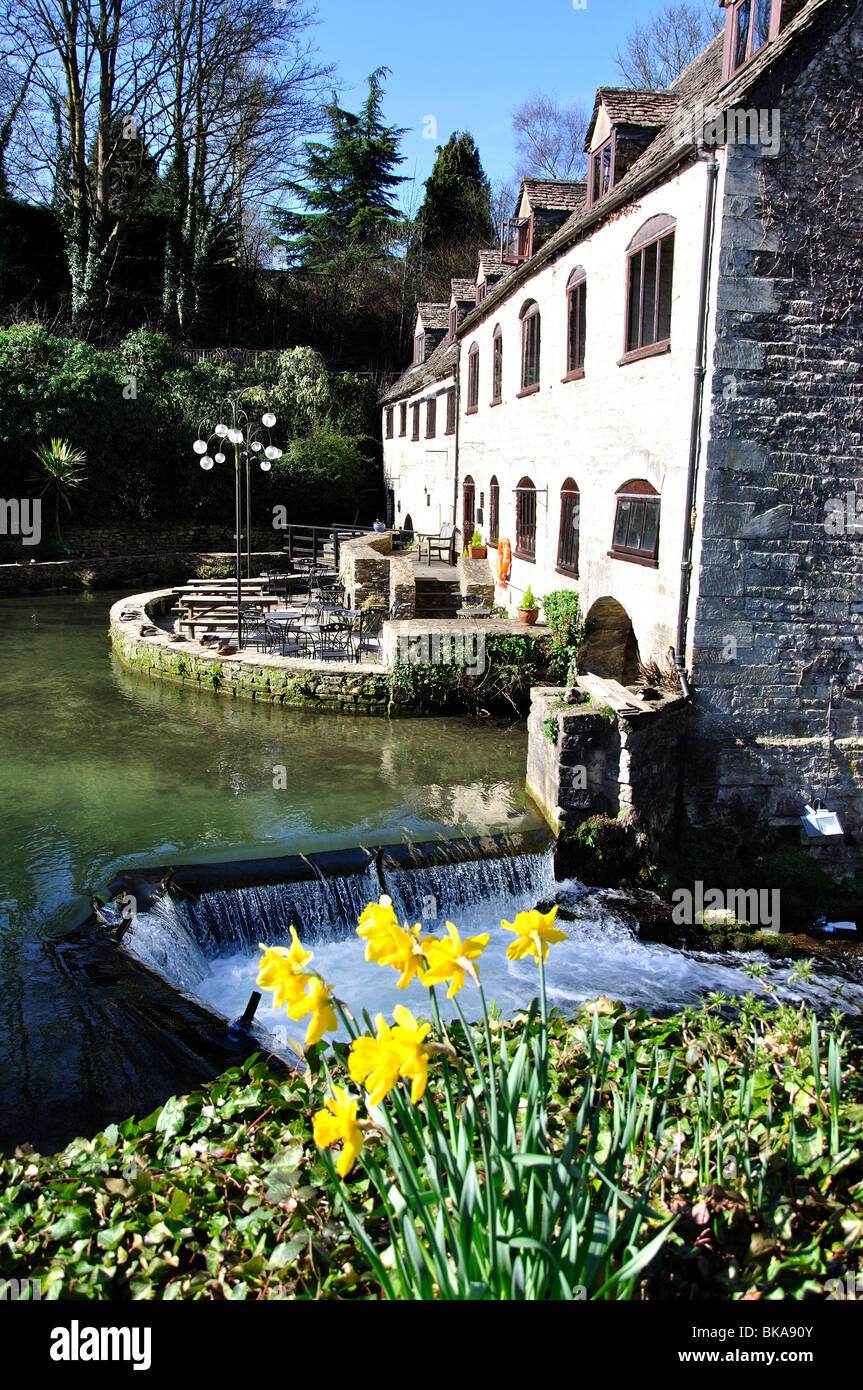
xmin=416 ymin=303 xmax=449 ymax=331
xmin=383 ymin=0 xmax=836 ymax=404
xmin=455 ymin=0 xmax=835 ymax=341
xmin=450 ymin=278 xmax=477 ymax=304
xmin=380 ymin=336 xmax=458 ymax=405
xmin=477 ymin=248 xmax=507 ymax=279
xmin=584 ymin=88 xmax=680 ymax=148
xmin=522 ymin=179 xmax=587 ymax=213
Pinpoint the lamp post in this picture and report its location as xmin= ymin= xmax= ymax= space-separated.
xmin=192 ymin=395 xmax=282 ymax=645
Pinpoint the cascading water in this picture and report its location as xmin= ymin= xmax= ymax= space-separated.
xmin=121 ymin=849 xmax=863 ymax=1059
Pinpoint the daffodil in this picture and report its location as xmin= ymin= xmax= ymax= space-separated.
xmin=312 ymin=1086 xmax=364 ymax=1176
xmin=421 ymin=921 xmax=489 ymax=997
xmin=348 ymin=1015 xmax=403 ymax=1105
xmin=349 ymin=1007 xmax=434 ymax=1105
xmin=357 ymin=896 xmax=427 ymax=988
xmin=390 ymin=1005 xmax=433 ymax=1103
xmin=287 ymin=976 xmax=338 ymax=1045
xmin=501 ymin=905 xmax=567 ymax=963
xmin=257 ymin=929 xmax=314 ymax=1008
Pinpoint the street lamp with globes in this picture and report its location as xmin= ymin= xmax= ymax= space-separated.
xmin=192 ymin=397 xmax=282 ymax=644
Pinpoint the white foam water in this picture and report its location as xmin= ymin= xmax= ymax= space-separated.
xmin=122 ymin=854 xmax=863 ymax=1056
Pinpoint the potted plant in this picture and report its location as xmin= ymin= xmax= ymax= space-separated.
xmin=517 ymin=584 xmax=540 ymax=626
xmin=468 ymin=529 xmax=487 ymax=560
xmin=373 ymin=518 xmax=386 ymax=532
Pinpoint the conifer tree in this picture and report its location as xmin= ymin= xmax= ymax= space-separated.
xmin=413 ymin=132 xmax=495 ymax=260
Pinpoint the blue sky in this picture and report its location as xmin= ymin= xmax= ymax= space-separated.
xmin=311 ymin=0 xmax=654 ymax=208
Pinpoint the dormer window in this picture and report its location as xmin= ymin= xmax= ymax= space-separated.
xmin=414 ymin=332 xmax=426 ymax=365
xmin=501 ymin=216 xmax=532 ymax=265
xmin=475 ymin=281 xmax=487 ymax=307
xmin=588 ymin=134 xmax=615 ymax=207
xmin=723 ymin=0 xmax=782 ymax=79
xmin=448 ymin=305 xmax=458 ymax=341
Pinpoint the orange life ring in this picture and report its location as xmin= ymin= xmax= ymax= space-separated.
xmin=497 ymin=538 xmax=512 ymax=588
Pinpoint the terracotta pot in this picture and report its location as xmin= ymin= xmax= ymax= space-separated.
xmin=468 ymin=545 xmax=487 ymax=559
xmin=518 ymin=607 xmax=539 ymax=626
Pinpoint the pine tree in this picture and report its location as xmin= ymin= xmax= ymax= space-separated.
xmin=413 ymin=132 xmax=495 ymax=261
xmin=274 ymin=67 xmax=406 ymax=270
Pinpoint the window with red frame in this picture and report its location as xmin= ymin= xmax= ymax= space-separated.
xmin=448 ymin=304 xmax=458 ymax=341
xmin=557 ymin=479 xmax=580 ymax=575
xmin=426 ymin=397 xmax=436 ymax=438
xmin=724 ymin=0 xmax=780 ymax=79
xmin=462 ymin=476 xmax=475 ymax=544
xmin=385 ymin=407 xmax=394 ymax=439
xmin=467 ymin=344 xmax=479 ymax=412
xmin=399 ymin=403 xmax=407 ymax=436
xmin=611 ymin=479 xmax=660 ymax=563
xmin=520 ymin=302 xmax=540 ymax=392
xmin=445 ymin=389 xmax=456 ymax=434
xmin=566 ymin=269 xmax=587 ymax=377
xmin=588 ymin=135 xmax=614 ymax=206
xmin=411 ymin=403 xmax=420 ymax=441
xmin=624 ymin=217 xmax=675 ymax=358
xmin=492 ymin=326 xmax=503 ymax=402
xmin=488 ymin=475 xmax=500 ymax=544
xmin=515 ymin=477 xmax=537 ymax=559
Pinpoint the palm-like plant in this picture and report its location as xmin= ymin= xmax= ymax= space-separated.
xmin=31 ymin=439 xmax=87 ymax=546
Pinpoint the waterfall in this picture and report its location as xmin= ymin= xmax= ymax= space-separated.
xmin=122 ymin=892 xmax=212 ymax=991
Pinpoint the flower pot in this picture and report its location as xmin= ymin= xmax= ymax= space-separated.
xmin=518 ymin=607 xmax=539 ymax=626
xmin=468 ymin=545 xmax=487 ymax=559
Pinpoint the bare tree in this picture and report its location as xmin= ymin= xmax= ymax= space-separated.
xmin=615 ymin=1 xmax=722 ymax=89
xmin=512 ymin=94 xmax=590 ymax=182
xmin=490 ymin=175 xmax=519 ymax=231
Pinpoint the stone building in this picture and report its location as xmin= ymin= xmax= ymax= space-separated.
xmin=381 ymin=0 xmax=863 ymax=866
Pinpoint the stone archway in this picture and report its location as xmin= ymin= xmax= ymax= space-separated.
xmin=580 ymin=597 xmax=642 ymax=685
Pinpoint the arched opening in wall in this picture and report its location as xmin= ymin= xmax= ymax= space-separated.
xmin=580 ymin=596 xmax=642 ymax=685
xmin=462 ymin=475 xmax=475 ymax=548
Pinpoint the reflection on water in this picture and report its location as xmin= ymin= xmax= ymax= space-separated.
xmin=0 ymin=591 xmax=540 ymax=942
xmin=0 ymin=590 xmax=540 ymax=1151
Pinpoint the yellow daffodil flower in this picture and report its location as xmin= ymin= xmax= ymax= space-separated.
xmin=357 ymin=897 xmax=427 ymax=988
xmin=257 ymin=928 xmax=314 ymax=1008
xmin=390 ymin=1005 xmax=433 ymax=1103
xmin=501 ymin=905 xmax=568 ymax=963
xmin=349 ymin=1007 xmax=434 ymax=1105
xmin=312 ymin=1086 xmax=364 ymax=1177
xmin=348 ymin=1015 xmax=403 ymax=1106
xmin=421 ymin=921 xmax=489 ymax=997
xmin=287 ymin=976 xmax=338 ymax=1045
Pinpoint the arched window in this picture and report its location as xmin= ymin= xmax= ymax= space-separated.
xmin=488 ymin=475 xmax=500 ymax=544
xmin=515 ymin=476 xmax=537 ymax=560
xmin=467 ymin=343 xmax=479 ymax=413
xmin=462 ymin=475 xmax=476 ymax=545
xmin=557 ymin=478 xmax=580 ymax=575
xmin=624 ymin=216 xmax=675 ymax=359
xmin=565 ymin=268 xmax=586 ymax=379
xmin=491 ymin=326 xmax=503 ymax=403
xmin=611 ymin=479 xmax=660 ymax=564
xmin=519 ymin=301 xmax=540 ymax=394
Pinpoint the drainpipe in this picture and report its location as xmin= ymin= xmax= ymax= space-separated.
xmin=452 ymin=349 xmax=461 ymax=535
xmin=675 ymin=143 xmax=719 ymax=696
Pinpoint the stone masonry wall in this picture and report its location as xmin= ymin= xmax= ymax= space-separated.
xmin=689 ymin=0 xmax=863 ymax=870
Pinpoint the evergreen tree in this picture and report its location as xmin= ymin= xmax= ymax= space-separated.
xmin=413 ymin=132 xmax=495 ymax=261
xmin=274 ymin=67 xmax=406 ymax=270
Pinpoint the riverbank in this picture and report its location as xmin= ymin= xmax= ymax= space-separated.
xmin=3 ymin=992 xmax=861 ymax=1301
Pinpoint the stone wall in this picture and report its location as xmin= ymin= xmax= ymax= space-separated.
xmin=110 ymin=592 xmax=391 ymax=715
xmin=0 ymin=524 xmax=280 ymax=559
xmin=459 ymin=555 xmax=495 ymax=605
xmin=340 ymin=530 xmax=417 ymax=617
xmin=0 ymin=552 xmax=287 ymax=596
xmin=689 ymin=0 xmax=863 ymax=870
xmin=526 ymin=683 xmax=687 ymax=842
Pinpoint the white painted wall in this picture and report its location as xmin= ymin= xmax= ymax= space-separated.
xmin=456 ymin=159 xmax=719 ymax=667
xmin=382 ymin=374 xmax=456 ymax=537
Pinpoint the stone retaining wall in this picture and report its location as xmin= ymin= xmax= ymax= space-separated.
xmin=0 ymin=552 xmax=288 ymax=596
xmin=340 ymin=530 xmax=417 ymax=617
xmin=110 ymin=591 xmax=391 ymax=715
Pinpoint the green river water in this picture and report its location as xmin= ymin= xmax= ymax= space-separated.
xmin=0 ymin=590 xmax=540 ymax=1149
